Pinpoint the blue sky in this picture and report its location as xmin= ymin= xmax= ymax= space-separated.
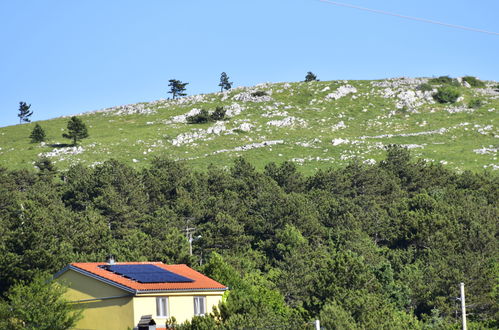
xmin=1 ymin=0 xmax=498 ymax=127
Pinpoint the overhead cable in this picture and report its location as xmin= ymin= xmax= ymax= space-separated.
xmin=318 ymin=0 xmax=499 ymax=36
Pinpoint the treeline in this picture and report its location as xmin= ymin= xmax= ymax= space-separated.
xmin=0 ymin=146 xmax=497 ymax=329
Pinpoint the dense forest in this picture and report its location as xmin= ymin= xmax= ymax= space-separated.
xmin=0 ymin=146 xmax=497 ymax=329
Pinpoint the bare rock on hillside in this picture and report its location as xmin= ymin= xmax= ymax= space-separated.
xmin=395 ymin=90 xmax=435 ymax=109
xmin=267 ymin=116 xmax=307 ymax=128
xmin=39 ymin=146 xmax=85 ymax=159
xmin=325 ymin=85 xmax=357 ymax=100
xmin=225 ymin=103 xmax=246 ymax=117
xmin=233 ymin=91 xmax=272 ymax=103
xmin=167 ymin=108 xmax=202 ymax=124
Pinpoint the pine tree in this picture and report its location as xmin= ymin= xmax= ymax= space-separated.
xmin=62 ymin=116 xmax=89 ymax=145
xmin=18 ymin=101 xmax=33 ymax=124
xmin=304 ymin=72 xmax=319 ymax=82
xmin=219 ymin=72 xmax=233 ymax=92
xmin=29 ymin=123 xmax=46 ymax=143
xmin=168 ymin=79 xmax=189 ymax=99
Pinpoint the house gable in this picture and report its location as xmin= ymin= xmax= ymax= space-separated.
xmin=57 ymin=269 xmax=134 ymax=330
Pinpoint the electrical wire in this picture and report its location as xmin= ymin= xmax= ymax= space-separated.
xmin=317 ymin=0 xmax=499 ymax=36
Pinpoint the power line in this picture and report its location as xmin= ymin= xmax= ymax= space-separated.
xmin=317 ymin=0 xmax=499 ymax=36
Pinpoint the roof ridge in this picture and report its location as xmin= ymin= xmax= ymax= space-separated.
xmin=64 ymin=262 xmax=227 ymax=292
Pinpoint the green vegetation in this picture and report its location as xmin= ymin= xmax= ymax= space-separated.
xmin=17 ymin=101 xmax=33 ymax=124
xmin=433 ymin=86 xmax=461 ymax=103
xmin=62 ymin=116 xmax=89 ymax=145
xmin=187 ymin=107 xmax=226 ymax=124
xmin=29 ymin=123 xmax=46 ymax=143
xmin=462 ymin=76 xmax=485 ymax=87
xmin=251 ymin=90 xmax=267 ymax=97
xmin=0 ymin=149 xmax=496 ymax=328
xmin=0 ymin=274 xmax=82 ymax=329
xmin=0 ymin=78 xmax=497 ymax=174
xmin=219 ymin=72 xmax=233 ymax=92
xmin=304 ymin=71 xmax=318 ymax=82
xmin=416 ymin=83 xmax=433 ymax=92
xmin=429 ymin=75 xmax=460 ymax=86
xmin=187 ymin=109 xmax=212 ymax=124
xmin=168 ymin=79 xmax=189 ymax=99
xmin=468 ymin=98 xmax=484 ymax=109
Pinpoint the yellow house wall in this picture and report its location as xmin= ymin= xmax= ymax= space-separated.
xmin=57 ymin=269 xmax=134 ymax=330
xmin=133 ymin=291 xmax=224 ymax=325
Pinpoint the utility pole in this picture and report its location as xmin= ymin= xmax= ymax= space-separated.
xmin=184 ymin=226 xmax=196 ymax=256
xmin=460 ymin=282 xmax=467 ymax=330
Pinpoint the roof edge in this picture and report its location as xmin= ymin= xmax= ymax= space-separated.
xmin=136 ymin=287 xmax=229 ymax=294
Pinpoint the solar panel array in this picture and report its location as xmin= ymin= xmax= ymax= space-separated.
xmin=99 ymin=264 xmax=194 ymax=283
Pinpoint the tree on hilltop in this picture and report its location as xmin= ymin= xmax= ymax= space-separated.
xmin=219 ymin=72 xmax=233 ymax=92
xmin=168 ymin=79 xmax=189 ymax=99
xmin=304 ymin=72 xmax=319 ymax=82
xmin=29 ymin=123 xmax=46 ymax=143
xmin=18 ymin=101 xmax=33 ymax=124
xmin=62 ymin=116 xmax=89 ymax=145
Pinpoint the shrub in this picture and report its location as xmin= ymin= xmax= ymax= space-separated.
xmin=416 ymin=83 xmax=433 ymax=92
xmin=211 ymin=107 xmax=226 ymax=121
xmin=462 ymin=76 xmax=485 ymax=88
xmin=186 ymin=107 xmax=227 ymax=124
xmin=429 ymin=76 xmax=455 ymax=85
xmin=251 ymin=90 xmax=267 ymax=97
xmin=468 ymin=98 xmax=483 ymax=109
xmin=186 ymin=109 xmax=211 ymax=124
xmin=433 ymin=86 xmax=461 ymax=104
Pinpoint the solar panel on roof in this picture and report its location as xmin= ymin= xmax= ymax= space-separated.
xmin=99 ymin=264 xmax=194 ymax=283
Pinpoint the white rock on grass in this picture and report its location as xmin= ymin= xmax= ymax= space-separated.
xmin=401 ymin=144 xmax=426 ymax=149
xmin=237 ymin=123 xmax=254 ymax=132
xmin=267 ymin=116 xmax=307 ymax=128
xmin=171 ymin=122 xmax=230 ymax=146
xmin=363 ymin=159 xmax=377 ymax=165
xmin=332 ymin=138 xmax=349 ymax=146
xmin=474 ymin=146 xmax=498 ymax=155
xmin=325 ymin=85 xmax=357 ymax=100
xmin=395 ymin=90 xmax=435 ymax=109
xmin=233 ymin=91 xmax=272 ymax=103
xmin=211 ymin=140 xmax=284 ymax=155
xmin=75 ymin=103 xmax=156 ymax=117
xmin=371 ymin=77 xmax=428 ymax=88
xmin=483 ymin=164 xmax=499 ymax=170
xmin=40 ymin=146 xmax=85 ymax=158
xmin=225 ymin=103 xmax=246 ymax=117
xmin=206 ymin=122 xmax=227 ymax=135
xmin=331 ymin=121 xmax=347 ymax=131
xmin=167 ymin=108 xmax=202 ymax=124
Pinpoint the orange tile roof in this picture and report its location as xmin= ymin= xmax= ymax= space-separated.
xmin=68 ymin=262 xmax=227 ymax=293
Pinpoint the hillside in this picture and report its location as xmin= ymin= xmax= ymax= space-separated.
xmin=1 ymin=77 xmax=498 ymax=173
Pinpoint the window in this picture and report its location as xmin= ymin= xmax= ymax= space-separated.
xmin=156 ymin=297 xmax=168 ymax=317
xmin=193 ymin=296 xmax=206 ymax=316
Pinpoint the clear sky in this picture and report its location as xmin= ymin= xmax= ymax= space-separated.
xmin=1 ymin=0 xmax=498 ymax=127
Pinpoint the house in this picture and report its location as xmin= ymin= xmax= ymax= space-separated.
xmin=54 ymin=261 xmax=228 ymax=330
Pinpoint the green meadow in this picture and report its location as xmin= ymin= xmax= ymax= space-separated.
xmin=1 ymin=78 xmax=497 ymax=174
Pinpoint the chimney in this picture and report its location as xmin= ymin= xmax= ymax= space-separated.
xmin=106 ymin=255 xmax=115 ymax=265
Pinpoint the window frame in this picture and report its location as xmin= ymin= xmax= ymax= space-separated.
xmin=156 ymin=296 xmax=169 ymax=318
xmin=193 ymin=296 xmax=206 ymax=316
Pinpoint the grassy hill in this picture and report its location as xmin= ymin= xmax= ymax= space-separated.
xmin=1 ymin=77 xmax=497 ymax=174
